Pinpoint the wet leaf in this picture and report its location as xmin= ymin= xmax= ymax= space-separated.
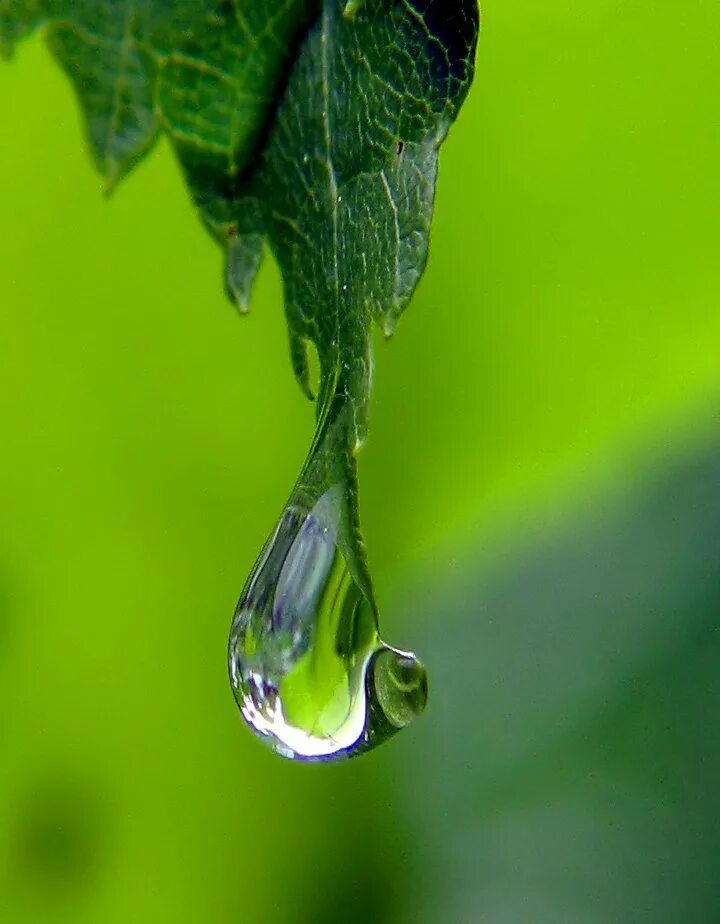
xmin=2 ymin=0 xmax=478 ymax=426
xmin=3 ymin=1 xmax=479 ymax=759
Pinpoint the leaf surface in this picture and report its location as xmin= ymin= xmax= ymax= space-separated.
xmin=3 ymin=0 xmax=478 ymax=601
xmin=2 ymin=0 xmax=477 ymax=411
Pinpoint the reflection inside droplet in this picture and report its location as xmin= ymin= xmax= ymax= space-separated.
xmin=228 ymin=487 xmax=427 ymax=760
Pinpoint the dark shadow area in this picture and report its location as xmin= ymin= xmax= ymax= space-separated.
xmin=384 ymin=438 xmax=720 ymax=923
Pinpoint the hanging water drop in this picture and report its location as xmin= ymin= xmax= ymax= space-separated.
xmin=228 ymin=483 xmax=427 ymax=760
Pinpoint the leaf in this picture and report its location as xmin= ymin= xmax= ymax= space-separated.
xmin=2 ymin=0 xmax=478 ymax=414
xmin=1 ymin=0 xmax=320 ymax=238
xmin=252 ymin=0 xmax=478 ymax=438
xmin=3 ymin=1 xmax=479 ymax=685
xmin=240 ymin=1 xmax=478 ymax=616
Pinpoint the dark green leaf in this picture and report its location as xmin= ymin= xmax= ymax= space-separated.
xmin=2 ymin=0 xmax=477 ymax=419
xmin=251 ymin=0 xmax=478 ymax=437
xmin=3 ymin=0 xmax=478 ymax=634
xmin=1 ymin=0 xmax=320 ymax=213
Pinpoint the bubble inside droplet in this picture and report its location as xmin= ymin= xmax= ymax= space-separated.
xmin=372 ymin=648 xmax=428 ymax=729
xmin=228 ymin=487 xmax=427 ymax=760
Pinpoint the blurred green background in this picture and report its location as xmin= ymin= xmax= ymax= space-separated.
xmin=1 ymin=2 xmax=719 ymax=921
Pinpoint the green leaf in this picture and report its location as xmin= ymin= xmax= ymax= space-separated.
xmin=1 ymin=0 xmax=320 ymax=224
xmin=3 ymin=1 xmax=478 ymax=758
xmin=2 ymin=0 xmax=477 ymax=417
xmin=254 ymin=0 xmax=478 ymax=436
xmin=3 ymin=0 xmax=477 ymax=557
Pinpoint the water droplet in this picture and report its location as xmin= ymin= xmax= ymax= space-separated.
xmin=228 ymin=486 xmax=427 ymax=760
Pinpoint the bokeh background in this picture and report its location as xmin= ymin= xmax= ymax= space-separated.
xmin=1 ymin=2 xmax=719 ymax=921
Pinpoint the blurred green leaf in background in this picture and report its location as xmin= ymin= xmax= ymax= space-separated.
xmin=1 ymin=1 xmax=719 ymax=922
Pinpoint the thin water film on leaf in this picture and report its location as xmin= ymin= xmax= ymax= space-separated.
xmin=2 ymin=0 xmax=479 ymax=760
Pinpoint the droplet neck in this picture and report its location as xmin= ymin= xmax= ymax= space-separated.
xmin=288 ymin=384 xmax=375 ymax=611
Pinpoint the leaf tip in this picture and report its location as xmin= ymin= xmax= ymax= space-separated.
xmin=102 ymin=175 xmax=119 ymax=199
xmin=296 ymin=367 xmax=316 ymax=402
xmin=100 ymin=153 xmax=126 ymax=197
xmin=224 ymin=229 xmax=263 ymax=314
xmin=288 ymin=331 xmax=318 ymax=402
